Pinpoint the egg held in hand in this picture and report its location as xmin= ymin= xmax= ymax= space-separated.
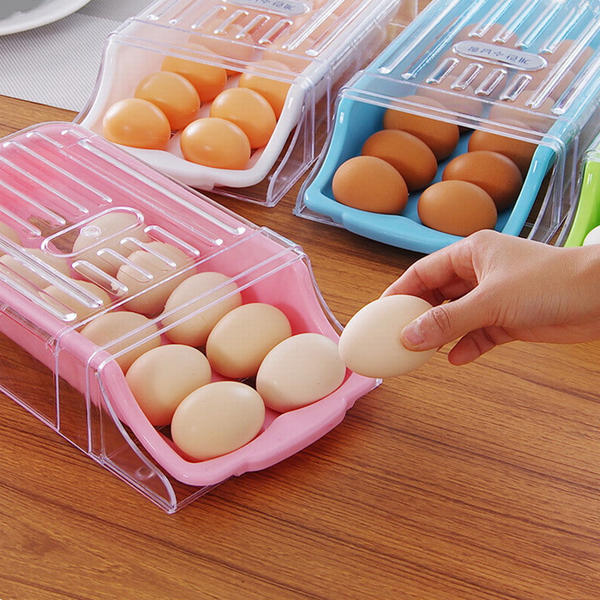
xmin=339 ymin=295 xmax=436 ymax=378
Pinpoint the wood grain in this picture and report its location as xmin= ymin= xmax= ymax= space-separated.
xmin=1 ymin=95 xmax=600 ymax=600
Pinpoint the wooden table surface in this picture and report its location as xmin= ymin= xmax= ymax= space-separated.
xmin=1 ymin=96 xmax=600 ymax=600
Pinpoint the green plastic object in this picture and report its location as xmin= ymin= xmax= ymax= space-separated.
xmin=565 ymin=150 xmax=600 ymax=247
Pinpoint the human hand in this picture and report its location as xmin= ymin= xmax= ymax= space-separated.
xmin=382 ymin=230 xmax=600 ymax=365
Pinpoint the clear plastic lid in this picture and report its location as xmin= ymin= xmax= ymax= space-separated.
xmin=298 ymin=0 xmax=600 ymax=253
xmin=76 ymin=0 xmax=404 ymax=206
xmin=0 ymin=122 xmax=377 ymax=512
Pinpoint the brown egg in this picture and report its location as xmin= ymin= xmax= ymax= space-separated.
xmin=527 ymin=68 xmax=576 ymax=102
xmin=361 ymin=129 xmax=437 ymax=192
xmin=545 ymin=40 xmax=593 ymax=73
xmin=80 ymin=311 xmax=161 ymax=373
xmin=418 ymin=180 xmax=497 ymax=236
xmin=135 ymin=71 xmax=200 ymax=131
xmin=422 ymin=80 xmax=484 ymax=121
xmin=238 ymin=60 xmax=291 ymax=119
xmin=190 ymin=27 xmax=256 ymax=76
xmin=442 ymin=150 xmax=522 ymax=211
xmin=161 ymin=52 xmax=227 ymax=102
xmin=102 ymin=98 xmax=171 ymax=149
xmin=468 ymin=126 xmax=536 ymax=177
xmin=180 ymin=117 xmax=251 ymax=169
xmin=209 ymin=88 xmax=276 ymax=149
xmin=487 ymin=96 xmax=555 ymax=133
xmin=332 ymin=156 xmax=408 ymax=214
xmin=383 ymin=95 xmax=460 ymax=160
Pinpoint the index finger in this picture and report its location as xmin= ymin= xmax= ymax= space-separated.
xmin=381 ymin=239 xmax=477 ymax=303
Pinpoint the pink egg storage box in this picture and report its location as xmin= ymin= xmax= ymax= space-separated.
xmin=0 ymin=122 xmax=377 ymax=513
xmin=75 ymin=0 xmax=406 ymax=207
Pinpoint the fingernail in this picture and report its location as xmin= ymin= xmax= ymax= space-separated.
xmin=401 ymin=319 xmax=425 ymax=349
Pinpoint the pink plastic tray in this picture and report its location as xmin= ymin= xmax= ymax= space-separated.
xmin=0 ymin=122 xmax=378 ymax=512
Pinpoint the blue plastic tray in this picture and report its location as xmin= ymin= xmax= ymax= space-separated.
xmin=299 ymin=0 xmax=600 ymax=253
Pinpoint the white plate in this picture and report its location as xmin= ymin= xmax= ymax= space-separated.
xmin=0 ymin=0 xmax=92 ymax=36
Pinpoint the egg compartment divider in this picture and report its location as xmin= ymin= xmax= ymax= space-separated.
xmin=0 ymin=122 xmax=378 ymax=514
xmin=75 ymin=0 xmax=406 ymax=207
xmin=296 ymin=0 xmax=600 ymax=254
xmin=564 ymin=130 xmax=600 ymax=246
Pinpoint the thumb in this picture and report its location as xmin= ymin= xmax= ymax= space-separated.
xmin=401 ymin=293 xmax=489 ymax=351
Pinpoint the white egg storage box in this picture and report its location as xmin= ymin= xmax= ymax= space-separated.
xmin=76 ymin=0 xmax=405 ymax=207
xmin=297 ymin=0 xmax=600 ymax=253
xmin=0 ymin=122 xmax=377 ymax=513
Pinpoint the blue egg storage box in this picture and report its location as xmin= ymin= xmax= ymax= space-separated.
xmin=297 ymin=0 xmax=600 ymax=253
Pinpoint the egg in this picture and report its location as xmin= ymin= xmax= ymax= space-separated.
xmin=162 ymin=271 xmax=242 ymax=346
xmin=418 ymin=180 xmax=497 ymax=236
xmin=442 ymin=150 xmax=522 ymax=211
xmin=383 ymin=95 xmax=460 ymax=160
xmin=191 ymin=28 xmax=256 ymax=76
xmin=332 ymin=156 xmax=408 ymax=214
xmin=126 ymin=344 xmax=211 ymax=426
xmin=206 ymin=303 xmax=292 ymax=379
xmin=209 ymin=88 xmax=276 ymax=149
xmin=487 ymin=96 xmax=555 ymax=133
xmin=72 ymin=212 xmax=150 ymax=276
xmin=0 ymin=221 xmax=20 ymax=253
xmin=339 ymin=295 xmax=436 ymax=377
xmin=583 ymin=225 xmax=600 ymax=246
xmin=161 ymin=53 xmax=227 ymax=102
xmin=468 ymin=126 xmax=536 ymax=177
xmin=80 ymin=311 xmax=161 ymax=372
xmin=42 ymin=279 xmax=111 ymax=323
xmin=134 ymin=71 xmax=200 ymax=131
xmin=528 ymin=68 xmax=575 ymax=102
xmin=102 ymin=98 xmax=171 ymax=149
xmin=256 ymin=333 xmax=346 ymax=412
xmin=0 ymin=249 xmax=71 ymax=289
xmin=117 ymin=241 xmax=193 ymax=317
xmin=238 ymin=60 xmax=291 ymax=119
xmin=171 ymin=381 xmax=265 ymax=460
xmin=180 ymin=117 xmax=251 ymax=169
xmin=361 ymin=129 xmax=437 ymax=192
xmin=545 ymin=40 xmax=593 ymax=73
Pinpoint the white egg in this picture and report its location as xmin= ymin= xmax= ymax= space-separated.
xmin=171 ymin=381 xmax=265 ymax=460
xmin=583 ymin=225 xmax=600 ymax=246
xmin=256 ymin=333 xmax=346 ymax=412
xmin=338 ymin=295 xmax=436 ymax=378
